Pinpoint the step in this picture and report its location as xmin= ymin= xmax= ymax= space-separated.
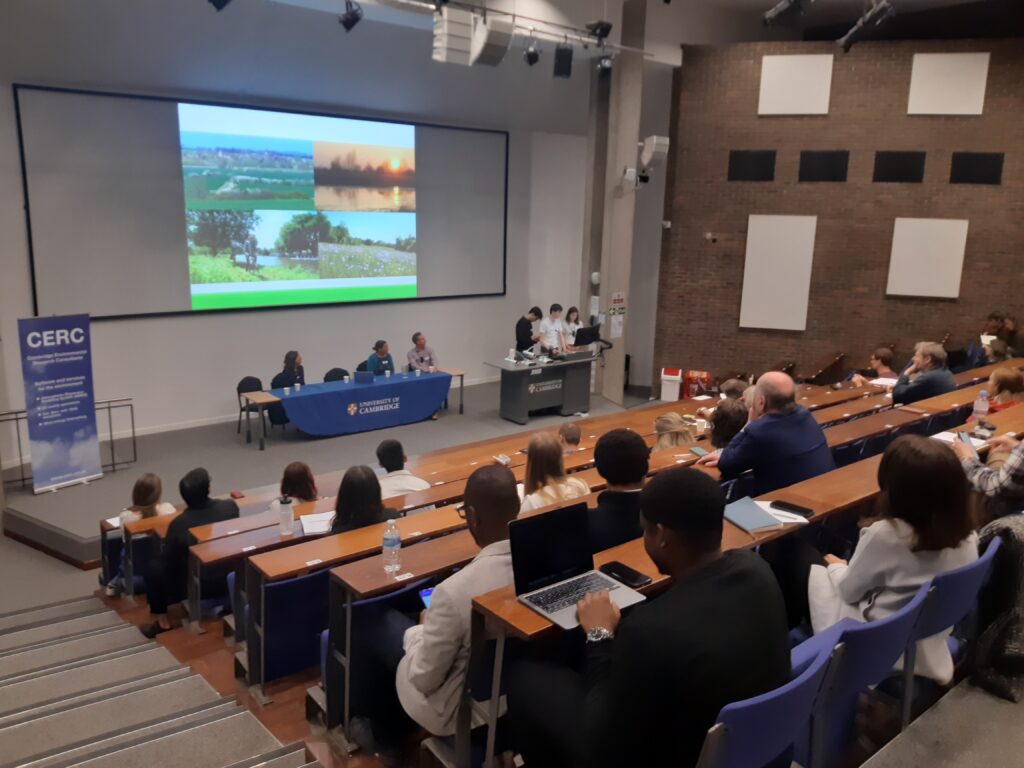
xmin=0 ymin=674 xmax=224 ymax=766
xmin=221 ymin=744 xmax=310 ymax=768
xmin=19 ymin=701 xmax=241 ymax=768
xmin=0 ymin=611 xmax=123 ymax=653
xmin=0 ymin=645 xmax=179 ymax=716
xmin=0 ymin=626 xmax=147 ymax=684
xmin=60 ymin=710 xmax=282 ymax=768
xmin=0 ymin=598 xmax=106 ymax=635
xmin=0 ymin=668 xmax=193 ymax=729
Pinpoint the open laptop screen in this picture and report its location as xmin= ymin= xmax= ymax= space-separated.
xmin=509 ymin=502 xmax=593 ymax=595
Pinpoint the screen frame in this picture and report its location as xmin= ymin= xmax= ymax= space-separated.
xmin=12 ymin=82 xmax=510 ymax=322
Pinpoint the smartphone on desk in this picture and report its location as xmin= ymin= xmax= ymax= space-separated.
xmin=690 ymin=446 xmax=709 ymax=458
xmin=418 ymin=588 xmax=435 ymax=609
xmin=599 ymin=561 xmax=652 ymax=589
xmin=769 ymin=500 xmax=814 ymax=518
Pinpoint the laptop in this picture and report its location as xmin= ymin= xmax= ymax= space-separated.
xmin=509 ymin=502 xmax=645 ymax=629
xmin=354 ymin=370 xmax=374 ymax=384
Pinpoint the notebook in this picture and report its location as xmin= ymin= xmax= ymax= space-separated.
xmin=300 ymin=511 xmax=336 ymax=535
xmin=725 ymin=496 xmax=784 ymax=534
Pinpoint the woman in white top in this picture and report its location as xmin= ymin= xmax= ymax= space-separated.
xmin=520 ymin=433 xmax=591 ymax=513
xmin=563 ymin=306 xmax=583 ymax=348
xmin=773 ymin=435 xmax=977 ymax=684
xmin=106 ymin=474 xmax=176 ymax=596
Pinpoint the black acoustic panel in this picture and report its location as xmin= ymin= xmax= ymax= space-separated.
xmin=728 ymin=150 xmax=776 ymax=182
xmin=950 ymin=152 xmax=1004 ymax=185
xmin=873 ymin=151 xmax=926 ymax=183
xmin=799 ymin=151 xmax=850 ymax=182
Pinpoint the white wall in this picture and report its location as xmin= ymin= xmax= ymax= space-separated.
xmin=0 ymin=0 xmax=590 ymax=460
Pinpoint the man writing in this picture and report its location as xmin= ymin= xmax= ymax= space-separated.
xmin=891 ymin=341 xmax=955 ymax=405
xmin=407 ymin=332 xmax=438 ymax=372
xmin=698 ymin=371 xmax=835 ymax=495
xmin=516 ymin=307 xmax=543 ymax=353
xmin=508 ymin=467 xmax=790 ymax=767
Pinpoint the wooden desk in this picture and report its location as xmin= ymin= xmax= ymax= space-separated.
xmin=825 ymin=408 xmax=925 ymax=449
xmin=241 ymin=391 xmax=279 ymax=451
xmin=813 ymin=393 xmax=892 ymax=426
xmin=952 ymin=357 xmax=1024 ymax=387
xmin=440 ymin=367 xmax=466 ymax=415
xmin=911 ymin=382 xmax=986 ymax=415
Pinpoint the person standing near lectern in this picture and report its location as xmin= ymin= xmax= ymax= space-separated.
xmin=367 ymin=340 xmax=395 ymax=376
xmin=516 ymin=307 xmax=543 ymax=353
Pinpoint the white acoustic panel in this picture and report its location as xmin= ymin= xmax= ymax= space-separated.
xmin=908 ymin=53 xmax=990 ymax=115
xmin=758 ymin=55 xmax=833 ymax=115
xmin=739 ymin=215 xmax=817 ymax=331
xmin=886 ymin=218 xmax=969 ymax=299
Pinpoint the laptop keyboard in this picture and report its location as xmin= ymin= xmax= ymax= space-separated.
xmin=528 ymin=572 xmax=617 ymax=614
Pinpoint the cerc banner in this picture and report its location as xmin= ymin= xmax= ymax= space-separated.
xmin=18 ymin=314 xmax=103 ymax=493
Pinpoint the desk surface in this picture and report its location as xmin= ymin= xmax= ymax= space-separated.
xmin=813 ymin=392 xmax=892 ymax=425
xmin=484 ymin=355 xmax=599 ymax=373
xmin=825 ymin=408 xmax=924 ymax=448
xmin=952 ymin=357 xmax=1024 ymax=387
xmin=242 ymin=391 xmax=280 ymax=405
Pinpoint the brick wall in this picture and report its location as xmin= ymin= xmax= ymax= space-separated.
xmin=653 ymin=39 xmax=1024 ymax=383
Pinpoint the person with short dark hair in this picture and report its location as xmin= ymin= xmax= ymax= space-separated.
xmin=891 ymin=341 xmax=955 ymax=404
xmin=709 ymin=398 xmax=747 ymax=450
xmin=516 ymin=307 xmax=543 ymax=352
xmin=851 ymin=347 xmax=898 ymax=386
xmin=539 ymin=304 xmax=566 ymax=352
xmin=699 ymin=372 xmax=835 ymax=494
xmin=775 ymin=436 xmax=978 ymax=685
xmin=367 ymin=340 xmax=395 ymax=377
xmin=999 ymin=314 xmax=1018 ymax=353
xmin=140 ymin=468 xmax=239 ymax=638
xmin=271 ymin=350 xmax=305 ymax=389
xmin=331 ymin=466 xmax=387 ymax=534
xmin=407 ymin=332 xmax=438 ymax=372
xmin=558 ymin=422 xmax=582 ymax=453
xmin=280 ymin=461 xmax=318 ymax=502
xmin=587 ymin=428 xmax=649 ymax=552
xmin=375 ymin=439 xmax=430 ymax=499
xmin=508 ymin=467 xmax=790 ymax=768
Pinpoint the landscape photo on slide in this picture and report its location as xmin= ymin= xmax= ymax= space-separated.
xmin=177 ymin=103 xmax=418 ymax=310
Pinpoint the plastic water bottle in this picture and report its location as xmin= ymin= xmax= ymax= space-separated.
xmin=973 ymin=390 xmax=990 ymax=423
xmin=382 ymin=519 xmax=401 ymax=574
xmin=275 ymin=496 xmax=294 ymax=536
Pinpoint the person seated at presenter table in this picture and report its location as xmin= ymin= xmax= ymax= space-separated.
xmin=850 ymin=346 xmax=898 ymax=386
xmin=330 ymin=465 xmax=388 ymax=535
xmin=271 ymin=350 xmax=305 ymax=389
xmin=279 ymin=461 xmax=319 ymax=503
xmin=516 ymin=306 xmax=543 ymax=353
xmin=367 ymin=340 xmax=395 ymax=377
xmin=407 ymin=332 xmax=438 ymax=372
xmin=538 ymin=303 xmax=567 ymax=354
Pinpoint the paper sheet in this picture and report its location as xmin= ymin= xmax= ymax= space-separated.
xmin=931 ymin=432 xmax=986 ymax=449
xmin=870 ymin=377 xmax=898 ymax=387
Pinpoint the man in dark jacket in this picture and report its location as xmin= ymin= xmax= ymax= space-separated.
xmin=509 ymin=467 xmax=791 ymax=768
xmin=892 ymin=341 xmax=956 ymax=405
xmin=141 ymin=467 xmax=238 ymax=637
xmin=587 ymin=428 xmax=648 ymax=553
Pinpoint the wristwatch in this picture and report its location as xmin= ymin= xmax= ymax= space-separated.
xmin=585 ymin=626 xmax=615 ymax=644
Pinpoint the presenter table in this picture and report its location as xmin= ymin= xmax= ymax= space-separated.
xmin=485 ymin=356 xmax=597 ymax=425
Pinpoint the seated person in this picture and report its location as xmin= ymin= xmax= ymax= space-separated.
xmin=508 ymin=467 xmax=790 ymax=768
xmin=984 ymin=338 xmax=1011 ymax=364
xmin=394 ymin=466 xmax=519 ymax=737
xmin=698 ymin=372 xmax=835 ymax=495
xmin=770 ymin=436 xmax=977 ymax=685
xmin=106 ymin=473 xmax=176 ymax=597
xmin=988 ymin=367 xmax=1024 ymax=411
xmin=279 ymin=461 xmax=318 ymax=503
xmin=983 ymin=310 xmax=1006 ymax=339
xmin=271 ymin=350 xmax=305 ymax=389
xmin=653 ymin=412 xmax=698 ymax=452
xmin=516 ymin=306 xmax=543 ymax=353
xmin=588 ymin=428 xmax=648 ymax=553
xmin=696 ymin=378 xmax=746 ymax=419
xmin=538 ymin=304 xmax=566 ymax=353
xmin=367 ymin=340 xmax=395 ymax=376
xmin=952 ymin=432 xmax=1024 ymax=508
xmin=331 ymin=465 xmax=387 ymax=534
xmin=850 ymin=346 xmax=898 ymax=386
xmin=140 ymin=468 xmax=238 ymax=637
xmin=558 ymin=422 xmax=582 ymax=454
xmin=407 ymin=332 xmax=438 ymax=372
xmin=999 ymin=314 xmax=1018 ymax=353
xmin=520 ymin=433 xmax=590 ymax=513
xmin=708 ymin=398 xmax=748 ymax=451
xmin=376 ymin=439 xmax=430 ymax=499
xmin=892 ymin=342 xmax=956 ymax=404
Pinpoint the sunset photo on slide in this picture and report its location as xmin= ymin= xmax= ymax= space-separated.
xmin=313 ymin=141 xmax=416 ymax=212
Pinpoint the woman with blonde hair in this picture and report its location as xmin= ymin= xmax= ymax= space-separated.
xmin=520 ymin=433 xmax=590 ymax=512
xmin=105 ymin=474 xmax=176 ymax=596
xmin=653 ymin=412 xmax=698 ymax=452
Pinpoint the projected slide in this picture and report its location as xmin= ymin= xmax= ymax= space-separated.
xmin=179 ymin=104 xmax=417 ymax=311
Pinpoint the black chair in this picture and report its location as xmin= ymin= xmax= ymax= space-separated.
xmin=268 ymin=372 xmax=292 ymax=428
xmin=236 ymin=376 xmax=265 ymax=434
xmin=324 ymin=368 xmax=349 ymax=383
xmin=355 ymin=360 xmax=368 ymax=373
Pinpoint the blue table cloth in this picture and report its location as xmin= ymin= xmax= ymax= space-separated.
xmin=269 ymin=371 xmax=452 ymax=437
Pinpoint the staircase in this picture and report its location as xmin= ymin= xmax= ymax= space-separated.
xmin=0 ymin=597 xmax=322 ymax=768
